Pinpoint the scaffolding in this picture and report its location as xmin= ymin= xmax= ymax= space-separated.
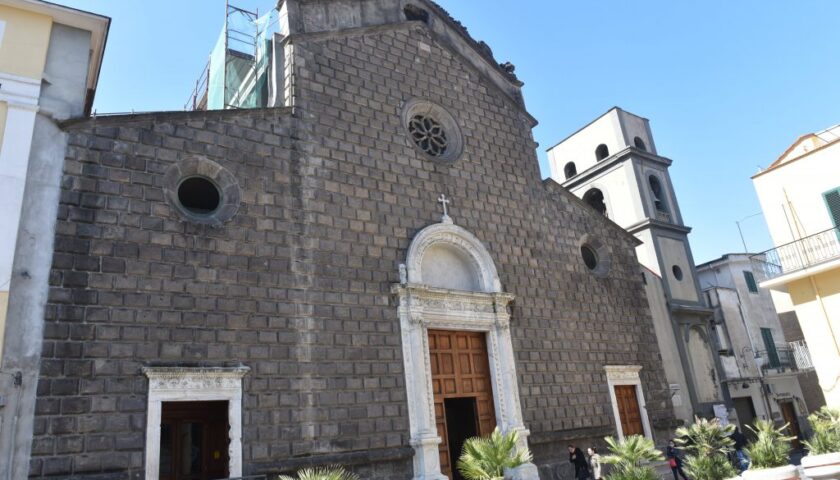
xmin=185 ymin=1 xmax=278 ymax=111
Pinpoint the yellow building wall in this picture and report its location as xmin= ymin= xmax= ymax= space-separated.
xmin=788 ymin=271 xmax=840 ymax=407
xmin=0 ymin=5 xmax=52 ymax=79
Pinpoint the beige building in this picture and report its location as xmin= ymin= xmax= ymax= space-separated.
xmin=752 ymin=124 xmax=840 ymax=409
xmin=547 ymin=107 xmax=729 ymax=425
xmin=698 ymin=253 xmax=818 ymax=441
xmin=0 ymin=1 xmax=108 ymax=477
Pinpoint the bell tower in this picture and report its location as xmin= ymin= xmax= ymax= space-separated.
xmin=547 ymin=107 xmax=730 ymax=422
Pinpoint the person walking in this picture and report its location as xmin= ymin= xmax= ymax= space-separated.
xmin=587 ymin=447 xmax=602 ymax=480
xmin=731 ymin=427 xmax=749 ymax=472
xmin=568 ymin=444 xmax=590 ymax=479
xmin=666 ymin=439 xmax=689 ymax=480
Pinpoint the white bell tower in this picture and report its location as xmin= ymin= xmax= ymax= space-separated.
xmin=547 ymin=107 xmax=729 ymax=422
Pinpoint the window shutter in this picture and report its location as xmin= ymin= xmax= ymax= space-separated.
xmin=743 ymin=271 xmax=758 ymax=293
xmin=824 ymin=189 xmax=840 ymax=228
xmin=761 ymin=328 xmax=780 ymax=368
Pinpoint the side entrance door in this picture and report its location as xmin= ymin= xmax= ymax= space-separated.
xmin=779 ymin=400 xmax=802 ymax=449
xmin=614 ymin=385 xmax=644 ymax=437
xmin=159 ymin=400 xmax=230 ymax=480
xmin=733 ymin=396 xmax=758 ymax=441
xmin=429 ymin=330 xmax=497 ymax=480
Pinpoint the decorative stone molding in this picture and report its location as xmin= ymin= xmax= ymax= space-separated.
xmin=143 ymin=366 xmax=250 ymax=480
xmin=395 ymin=220 xmax=537 ymax=480
xmin=163 ymin=156 xmax=241 ymax=226
xmin=604 ymin=365 xmax=653 ymax=440
xmin=405 ymin=222 xmax=502 ymax=293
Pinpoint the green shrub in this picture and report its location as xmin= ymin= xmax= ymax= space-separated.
xmin=745 ymin=419 xmax=795 ymax=469
xmin=602 ymin=435 xmax=663 ymax=480
xmin=803 ymin=406 xmax=840 ymax=456
xmin=277 ymin=466 xmax=359 ymax=480
xmin=675 ymin=416 xmax=735 ymax=456
xmin=682 ymin=453 xmax=737 ymax=480
xmin=456 ymin=427 xmax=532 ymax=480
xmin=675 ymin=416 xmax=737 ymax=479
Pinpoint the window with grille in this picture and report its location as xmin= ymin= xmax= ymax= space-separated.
xmin=743 ymin=270 xmax=758 ymax=293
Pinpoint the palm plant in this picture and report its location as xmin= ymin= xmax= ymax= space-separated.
xmin=682 ymin=454 xmax=737 ymax=480
xmin=674 ymin=416 xmax=737 ymax=480
xmin=803 ymin=406 xmax=840 ymax=455
xmin=456 ymin=428 xmax=532 ymax=480
xmin=602 ymin=435 xmax=663 ymax=480
xmin=745 ymin=419 xmax=795 ymax=469
xmin=277 ymin=466 xmax=360 ymax=480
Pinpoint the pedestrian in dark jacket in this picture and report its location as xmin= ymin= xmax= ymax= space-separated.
xmin=666 ymin=440 xmax=688 ymax=480
xmin=731 ymin=427 xmax=749 ymax=472
xmin=568 ymin=445 xmax=590 ymax=479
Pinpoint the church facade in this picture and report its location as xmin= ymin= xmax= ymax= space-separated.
xmin=26 ymin=1 xmax=676 ymax=478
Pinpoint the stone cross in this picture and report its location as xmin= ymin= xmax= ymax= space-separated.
xmin=438 ymin=194 xmax=452 ymax=223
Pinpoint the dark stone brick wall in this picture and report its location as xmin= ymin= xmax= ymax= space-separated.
xmin=31 ymin=22 xmax=674 ymax=479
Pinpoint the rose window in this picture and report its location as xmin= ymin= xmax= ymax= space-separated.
xmin=408 ymin=115 xmax=448 ymax=157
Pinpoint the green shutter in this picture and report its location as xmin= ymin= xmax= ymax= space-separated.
xmin=744 ymin=271 xmax=758 ymax=293
xmin=824 ymin=189 xmax=840 ymax=228
xmin=761 ymin=328 xmax=780 ymax=368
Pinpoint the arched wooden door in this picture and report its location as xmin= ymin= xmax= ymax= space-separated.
xmin=429 ymin=330 xmax=497 ymax=479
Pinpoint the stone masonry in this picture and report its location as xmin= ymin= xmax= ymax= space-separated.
xmin=29 ymin=3 xmax=676 ymax=478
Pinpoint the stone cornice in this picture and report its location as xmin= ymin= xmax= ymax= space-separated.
xmin=142 ymin=366 xmax=250 ymax=377
xmin=561 ymin=147 xmax=673 ymax=190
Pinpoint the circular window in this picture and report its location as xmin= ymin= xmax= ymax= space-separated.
xmin=578 ymin=234 xmax=611 ymax=278
xmin=177 ymin=177 xmax=221 ymax=215
xmin=672 ymin=265 xmax=684 ymax=281
xmin=581 ymin=245 xmax=599 ymax=270
xmin=409 ymin=115 xmax=448 ymax=157
xmin=164 ymin=156 xmax=241 ymax=227
xmin=401 ymin=98 xmax=463 ymax=162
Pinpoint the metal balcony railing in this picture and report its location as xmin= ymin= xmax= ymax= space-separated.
xmin=750 ymin=227 xmax=840 ymax=282
xmin=758 ymin=347 xmax=798 ymax=374
xmin=789 ymin=340 xmax=815 ymax=371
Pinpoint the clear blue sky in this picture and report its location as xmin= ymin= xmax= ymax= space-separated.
xmin=61 ymin=0 xmax=840 ymax=264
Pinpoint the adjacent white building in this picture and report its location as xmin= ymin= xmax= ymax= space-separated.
xmin=547 ymin=107 xmax=728 ymax=424
xmin=751 ymin=123 xmax=840 ymax=409
xmin=697 ymin=253 xmax=815 ymax=442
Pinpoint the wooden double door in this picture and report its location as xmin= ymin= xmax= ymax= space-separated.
xmin=614 ymin=385 xmax=644 ymax=437
xmin=429 ymin=330 xmax=497 ymax=480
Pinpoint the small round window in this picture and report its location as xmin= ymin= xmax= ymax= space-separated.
xmin=178 ymin=177 xmax=221 ymax=215
xmin=401 ymin=98 xmax=463 ymax=162
xmin=578 ymin=234 xmax=611 ymax=278
xmin=581 ymin=245 xmax=599 ymax=270
xmin=164 ymin=156 xmax=241 ymax=227
xmin=672 ymin=265 xmax=684 ymax=281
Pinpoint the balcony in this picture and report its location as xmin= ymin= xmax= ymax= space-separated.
xmin=789 ymin=340 xmax=815 ymax=371
xmin=758 ymin=346 xmax=798 ymax=375
xmin=751 ymin=227 xmax=840 ymax=283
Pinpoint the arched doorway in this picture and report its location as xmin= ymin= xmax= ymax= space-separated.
xmin=394 ymin=220 xmax=538 ymax=480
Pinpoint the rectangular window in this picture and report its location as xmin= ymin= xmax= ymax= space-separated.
xmin=743 ymin=270 xmax=759 ymax=293
xmin=761 ymin=328 xmax=780 ymax=368
xmin=823 ymin=188 xmax=840 ymax=228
